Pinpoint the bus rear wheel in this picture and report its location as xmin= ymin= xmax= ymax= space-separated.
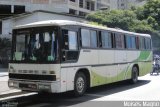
xmin=74 ymin=72 xmax=87 ymax=97
xmin=130 ymin=66 xmax=138 ymax=84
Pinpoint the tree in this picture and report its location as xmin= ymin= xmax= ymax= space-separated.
xmin=0 ymin=37 xmax=11 ymax=67
xmin=86 ymin=9 xmax=154 ymax=33
xmin=136 ymin=0 xmax=160 ymax=30
xmin=86 ymin=8 xmax=160 ymax=49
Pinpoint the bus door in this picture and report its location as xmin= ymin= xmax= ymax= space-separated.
xmin=61 ymin=29 xmax=79 ymax=91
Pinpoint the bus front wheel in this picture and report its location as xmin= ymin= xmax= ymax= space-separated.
xmin=130 ymin=66 xmax=138 ymax=84
xmin=74 ymin=72 xmax=87 ymax=97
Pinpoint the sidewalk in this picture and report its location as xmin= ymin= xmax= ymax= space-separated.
xmin=0 ymin=68 xmax=20 ymax=96
xmin=0 ymin=68 xmax=8 ymax=77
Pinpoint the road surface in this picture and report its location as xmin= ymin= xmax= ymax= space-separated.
xmin=0 ymin=74 xmax=160 ymax=107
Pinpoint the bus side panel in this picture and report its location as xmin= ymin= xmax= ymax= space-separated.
xmin=61 ymin=66 xmax=92 ymax=91
xmin=66 ymin=67 xmax=77 ymax=91
xmin=115 ymin=50 xmax=128 ymax=81
xmin=77 ymin=49 xmax=99 ymax=65
xmin=124 ymin=50 xmax=139 ymax=80
xmin=61 ymin=49 xmax=98 ymax=91
xmin=60 ymin=68 xmax=67 ymax=92
xmin=99 ymin=50 xmax=114 ymax=64
xmin=60 ymin=63 xmax=75 ymax=92
xmin=91 ymin=65 xmax=117 ymax=87
xmin=98 ymin=50 xmax=116 ymax=83
xmin=91 ymin=50 xmax=117 ymax=87
xmin=138 ymin=51 xmax=153 ymax=76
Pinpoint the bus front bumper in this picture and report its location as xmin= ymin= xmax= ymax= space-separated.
xmin=8 ymin=79 xmax=61 ymax=93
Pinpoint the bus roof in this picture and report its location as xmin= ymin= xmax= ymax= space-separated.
xmin=14 ymin=20 xmax=151 ymax=37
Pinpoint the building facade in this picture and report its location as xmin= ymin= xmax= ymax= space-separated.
xmin=0 ymin=0 xmax=111 ymax=37
xmin=97 ymin=0 xmax=110 ymax=10
xmin=1 ymin=11 xmax=86 ymax=37
xmin=110 ymin=0 xmax=146 ymax=10
xmin=0 ymin=0 xmax=111 ymax=17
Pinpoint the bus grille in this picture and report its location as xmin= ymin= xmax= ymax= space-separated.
xmin=9 ymin=73 xmax=56 ymax=81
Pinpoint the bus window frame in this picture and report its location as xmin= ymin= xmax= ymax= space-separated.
xmin=115 ymin=32 xmax=125 ymax=50
xmin=145 ymin=37 xmax=152 ymax=51
xmin=60 ymin=26 xmax=80 ymax=63
xmin=125 ymin=35 xmax=137 ymax=50
xmin=80 ymin=27 xmax=99 ymax=49
xmin=99 ymin=30 xmax=113 ymax=49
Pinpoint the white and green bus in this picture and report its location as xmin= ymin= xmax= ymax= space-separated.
xmin=8 ymin=20 xmax=152 ymax=96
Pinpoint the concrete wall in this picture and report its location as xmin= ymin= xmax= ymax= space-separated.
xmin=110 ymin=0 xmax=118 ymax=10
xmin=0 ymin=0 xmax=103 ymax=15
xmin=1 ymin=11 xmax=86 ymax=38
xmin=14 ymin=12 xmax=85 ymax=26
xmin=0 ymin=0 xmax=69 ymax=13
xmin=110 ymin=0 xmax=146 ymax=10
xmin=2 ymin=19 xmax=14 ymax=36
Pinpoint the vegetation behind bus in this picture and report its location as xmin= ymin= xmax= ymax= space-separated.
xmin=0 ymin=37 xmax=11 ymax=67
xmin=86 ymin=0 xmax=160 ymax=50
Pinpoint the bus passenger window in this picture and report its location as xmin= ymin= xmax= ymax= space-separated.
xmin=115 ymin=34 xmax=124 ymax=49
xmin=145 ymin=38 xmax=151 ymax=50
xmin=139 ymin=37 xmax=145 ymax=50
xmin=81 ymin=29 xmax=90 ymax=47
xmin=81 ymin=29 xmax=97 ymax=48
xmin=90 ymin=30 xmax=97 ymax=48
xmin=126 ymin=35 xmax=136 ymax=49
xmin=101 ymin=31 xmax=112 ymax=48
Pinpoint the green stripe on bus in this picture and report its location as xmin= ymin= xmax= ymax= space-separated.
xmin=91 ymin=51 xmax=152 ymax=87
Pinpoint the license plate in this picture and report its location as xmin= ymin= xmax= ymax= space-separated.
xmin=19 ymin=83 xmax=37 ymax=89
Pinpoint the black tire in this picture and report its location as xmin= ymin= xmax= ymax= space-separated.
xmin=130 ymin=66 xmax=138 ymax=84
xmin=74 ymin=72 xmax=87 ymax=97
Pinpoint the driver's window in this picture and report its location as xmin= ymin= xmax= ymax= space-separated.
xmin=68 ymin=31 xmax=78 ymax=50
xmin=63 ymin=30 xmax=78 ymax=50
xmin=62 ymin=30 xmax=78 ymax=61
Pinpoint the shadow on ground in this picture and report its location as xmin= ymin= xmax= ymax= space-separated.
xmin=3 ymin=79 xmax=150 ymax=107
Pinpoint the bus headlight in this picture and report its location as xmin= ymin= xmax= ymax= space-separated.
xmin=8 ymin=81 xmax=14 ymax=86
xmin=8 ymin=81 xmax=18 ymax=87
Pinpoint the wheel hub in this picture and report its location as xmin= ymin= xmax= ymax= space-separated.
xmin=76 ymin=77 xmax=84 ymax=93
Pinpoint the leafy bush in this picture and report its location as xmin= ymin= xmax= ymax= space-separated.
xmin=86 ymin=0 xmax=160 ymax=49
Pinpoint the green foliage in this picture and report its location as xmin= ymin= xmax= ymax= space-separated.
xmin=86 ymin=9 xmax=154 ymax=34
xmin=88 ymin=21 xmax=105 ymax=27
xmin=137 ymin=0 xmax=160 ymax=30
xmin=86 ymin=0 xmax=160 ymax=49
xmin=134 ymin=7 xmax=145 ymax=20
xmin=129 ymin=20 xmax=154 ymax=33
xmin=0 ymin=38 xmax=11 ymax=50
xmin=0 ymin=37 xmax=11 ymax=67
xmin=143 ymin=0 xmax=160 ymax=18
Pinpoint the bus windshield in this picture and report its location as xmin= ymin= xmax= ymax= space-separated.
xmin=12 ymin=27 xmax=58 ymax=63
